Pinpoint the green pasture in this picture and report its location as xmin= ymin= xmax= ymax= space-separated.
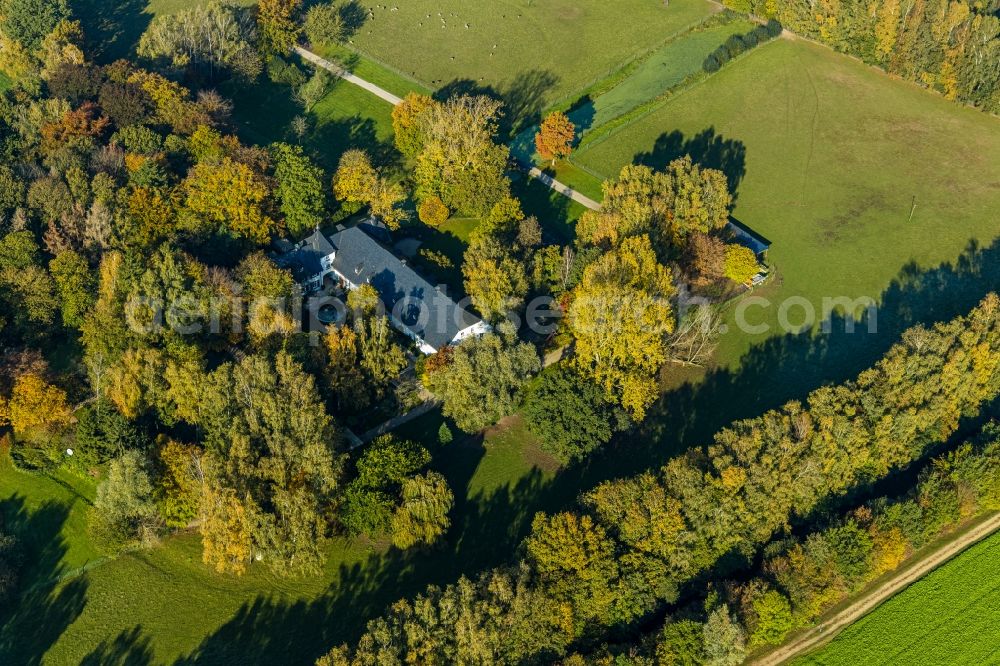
xmin=797 ymin=530 xmax=1000 ymax=665
xmin=574 ymin=37 xmax=1000 ymax=382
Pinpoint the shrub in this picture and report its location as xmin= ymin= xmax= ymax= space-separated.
xmin=724 ymin=244 xmax=759 ymax=284
xmin=437 ymin=422 xmax=453 ymax=445
xmin=418 ymin=248 xmax=453 ymax=270
xmin=703 ymin=52 xmax=724 ymax=73
xmin=724 ymin=34 xmax=746 ymax=58
xmin=418 ymin=195 xmax=450 ymax=226
xmin=266 ymin=55 xmax=306 ymax=88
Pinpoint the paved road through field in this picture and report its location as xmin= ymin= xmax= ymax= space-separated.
xmin=294 ymin=46 xmax=601 ymax=211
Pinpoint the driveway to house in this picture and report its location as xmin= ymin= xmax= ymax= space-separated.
xmin=294 ymin=45 xmax=599 ymax=211
xmin=752 ymin=511 xmax=1000 ymax=665
xmin=294 ymin=46 xmax=403 ymax=105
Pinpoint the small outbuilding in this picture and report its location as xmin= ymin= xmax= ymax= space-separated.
xmin=725 ymin=219 xmax=771 ymax=261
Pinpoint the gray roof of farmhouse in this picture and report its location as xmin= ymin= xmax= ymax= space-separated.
xmin=726 ymin=219 xmax=771 ymax=256
xmin=284 ymin=222 xmax=481 ymax=351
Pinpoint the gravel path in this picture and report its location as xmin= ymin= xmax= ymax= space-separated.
xmin=294 ymin=46 xmax=403 ymax=105
xmin=753 ymin=511 xmax=1000 ymax=665
xmin=294 ymin=46 xmax=600 ymax=211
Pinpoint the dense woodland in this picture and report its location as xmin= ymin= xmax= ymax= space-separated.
xmin=0 ymin=0 xmax=758 ymax=600
xmin=0 ymin=0 xmax=997 ymax=663
xmin=725 ymin=0 xmax=1000 ymax=113
xmin=321 ymin=295 xmax=1000 ymax=663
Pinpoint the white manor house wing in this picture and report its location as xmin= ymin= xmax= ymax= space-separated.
xmin=279 ymin=220 xmax=489 ymax=354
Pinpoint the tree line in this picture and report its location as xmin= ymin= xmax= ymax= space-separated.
xmin=723 ymin=0 xmax=1000 ymax=113
xmin=320 ymin=294 xmax=1000 ymax=664
xmin=582 ymin=420 xmax=1000 ymax=664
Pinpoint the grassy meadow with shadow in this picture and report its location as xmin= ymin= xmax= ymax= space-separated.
xmin=0 ymin=410 xmax=570 ymax=664
xmin=574 ymin=36 xmax=1000 ymax=368
xmin=328 ymin=0 xmax=718 ymax=122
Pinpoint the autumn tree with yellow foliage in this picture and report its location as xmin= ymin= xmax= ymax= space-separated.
xmin=257 ymin=0 xmax=302 ymax=55
xmin=182 ymin=157 xmax=277 ymax=243
xmin=576 ymin=158 xmax=731 ymax=252
xmin=0 ymin=371 xmax=72 ymax=435
xmin=414 ymin=94 xmax=511 ymax=216
xmin=569 ymin=235 xmax=675 ymax=420
xmin=332 ymin=149 xmax=407 ymax=229
xmin=391 ymin=92 xmax=436 ymax=159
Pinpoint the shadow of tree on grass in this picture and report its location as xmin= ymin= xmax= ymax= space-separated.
xmin=635 ymin=126 xmax=748 ymax=200
xmin=73 ymin=0 xmax=152 ymax=63
xmin=0 ymin=495 xmax=89 ymax=665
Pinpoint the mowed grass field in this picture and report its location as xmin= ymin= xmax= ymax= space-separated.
xmin=575 ymin=37 xmax=1000 ymax=375
xmin=797 ymin=530 xmax=1000 ymax=665
xmin=0 ymin=413 xmax=568 ymax=664
xmin=337 ymin=0 xmax=717 ymax=119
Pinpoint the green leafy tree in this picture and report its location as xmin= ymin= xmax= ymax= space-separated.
xmin=156 ymin=437 xmax=203 ymax=528
xmin=391 ymin=471 xmax=454 ymax=549
xmin=0 ymin=0 xmax=69 ymax=49
xmin=355 ymin=436 xmax=431 ymax=488
xmin=462 ymin=233 xmax=528 ymax=321
xmin=522 ymin=365 xmax=628 ymax=463
xmin=91 ymin=450 xmax=160 ymax=550
xmin=424 ymin=328 xmax=540 ymax=433
xmin=49 ymin=249 xmax=95 ymax=328
xmin=341 ymin=435 xmax=430 ymax=539
xmin=303 ymin=2 xmax=345 ymax=49
xmin=656 ymin=618 xmax=707 ymax=666
xmin=703 ymin=606 xmax=747 ymax=666
xmin=196 ymin=352 xmax=344 ymax=575
xmin=340 ymin=484 xmax=394 ymax=536
xmin=137 ymin=1 xmax=260 ymax=80
xmin=270 ymin=142 xmax=326 ymax=236
xmin=297 ymin=68 xmax=331 ymax=110
xmin=437 ymin=422 xmax=453 ymax=445
xmin=747 ymin=589 xmax=793 ymax=648
xmin=75 ymin=399 xmax=146 ymax=465
xmin=356 ymin=315 xmax=407 ymax=394
xmin=0 ymin=165 xmax=26 ymax=215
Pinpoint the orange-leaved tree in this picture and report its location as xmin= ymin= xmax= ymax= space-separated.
xmin=534 ymin=111 xmax=575 ymax=165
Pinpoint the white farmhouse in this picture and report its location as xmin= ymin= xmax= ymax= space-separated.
xmin=279 ymin=220 xmax=489 ymax=354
